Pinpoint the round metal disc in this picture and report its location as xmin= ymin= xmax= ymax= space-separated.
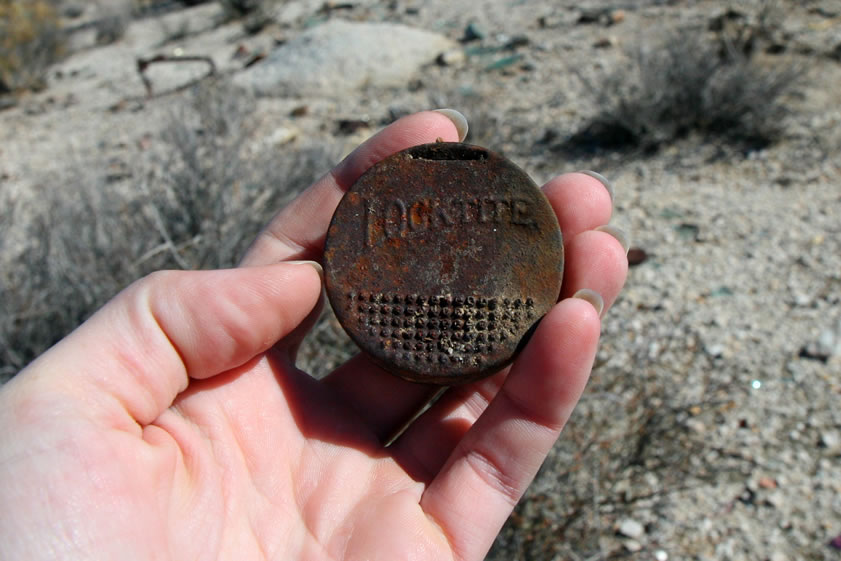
xmin=323 ymin=142 xmax=563 ymax=384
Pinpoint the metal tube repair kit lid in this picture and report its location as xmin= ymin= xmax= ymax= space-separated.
xmin=323 ymin=142 xmax=564 ymax=385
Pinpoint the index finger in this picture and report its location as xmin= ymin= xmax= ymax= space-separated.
xmin=240 ymin=110 xmax=466 ymax=267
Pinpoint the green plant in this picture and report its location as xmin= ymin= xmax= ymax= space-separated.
xmin=0 ymin=0 xmax=65 ymax=93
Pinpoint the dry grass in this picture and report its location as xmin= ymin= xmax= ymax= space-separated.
xmin=0 ymin=79 xmax=337 ymax=380
xmin=561 ymin=25 xmax=803 ymax=157
xmin=0 ymin=0 xmax=65 ymax=93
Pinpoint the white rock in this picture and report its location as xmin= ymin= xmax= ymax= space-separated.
xmin=235 ymin=20 xmax=455 ymax=96
xmin=437 ymin=48 xmax=466 ymax=67
xmin=686 ymin=418 xmax=706 ymax=433
xmin=617 ymin=518 xmax=645 ymax=539
xmin=821 ymin=430 xmax=841 ymax=452
xmin=265 ymin=126 xmax=298 ymax=147
xmin=654 ymin=550 xmax=668 ymax=561
xmin=623 ymin=539 xmax=642 ymax=552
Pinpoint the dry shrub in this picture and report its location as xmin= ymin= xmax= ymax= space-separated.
xmin=562 ymin=25 xmax=803 ymax=156
xmin=216 ymin=0 xmax=263 ymax=17
xmin=216 ymin=0 xmax=275 ymax=33
xmin=0 ymin=0 xmax=65 ymax=93
xmin=0 ymin=79 xmax=337 ymax=379
xmin=93 ymin=2 xmax=131 ymax=46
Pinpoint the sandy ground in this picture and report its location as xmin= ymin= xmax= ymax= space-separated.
xmin=2 ymin=0 xmax=840 ymax=559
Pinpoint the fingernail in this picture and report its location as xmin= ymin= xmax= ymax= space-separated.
xmin=433 ymin=109 xmax=469 ymax=142
xmin=573 ymin=289 xmax=604 ymax=317
xmin=595 ymin=225 xmax=631 ymax=255
xmin=578 ymin=170 xmax=614 ymax=201
xmin=286 ymin=260 xmax=324 ymax=281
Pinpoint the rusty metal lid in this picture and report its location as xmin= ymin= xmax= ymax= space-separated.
xmin=323 ymin=142 xmax=563 ymax=384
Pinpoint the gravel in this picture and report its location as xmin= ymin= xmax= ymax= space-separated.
xmin=1 ymin=0 xmax=840 ymax=559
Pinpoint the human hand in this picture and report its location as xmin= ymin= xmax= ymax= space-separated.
xmin=0 ymin=110 xmax=628 ymax=560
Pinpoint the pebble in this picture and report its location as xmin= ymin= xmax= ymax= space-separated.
xmin=820 ymin=430 xmax=841 ymax=453
xmin=623 ymin=539 xmax=642 ymax=552
xmin=265 ymin=126 xmax=298 ymax=146
xmin=800 ymin=323 xmax=840 ymax=362
xmin=627 ymin=247 xmax=648 ymax=266
xmin=686 ymin=418 xmax=706 ymax=433
xmin=758 ymin=476 xmax=778 ymax=489
xmin=462 ymin=22 xmax=486 ymax=42
xmin=617 ymin=518 xmax=645 ymax=539
xmin=437 ymin=48 xmax=466 ymax=67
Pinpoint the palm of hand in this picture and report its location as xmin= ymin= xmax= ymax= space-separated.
xmin=9 ymin=352 xmax=453 ymax=560
xmin=153 ymin=355 xmax=461 ymax=561
xmin=0 ymin=112 xmax=627 ymax=561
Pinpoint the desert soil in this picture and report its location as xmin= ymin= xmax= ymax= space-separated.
xmin=1 ymin=0 xmax=840 ymax=559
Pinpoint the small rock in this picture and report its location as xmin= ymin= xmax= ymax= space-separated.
xmin=537 ymin=15 xmax=553 ymax=28
xmin=627 ymin=247 xmax=648 ymax=266
xmin=765 ymin=490 xmax=786 ymax=509
xmin=704 ymin=343 xmax=724 ymax=358
xmin=577 ymin=9 xmax=604 ymax=24
xmin=686 ymin=419 xmax=706 ymax=433
xmin=503 ymin=35 xmax=530 ymax=50
xmin=289 ymin=105 xmax=309 ymax=117
xmin=578 ymin=8 xmax=623 ymax=26
xmin=800 ymin=328 xmax=836 ymax=362
xmin=437 ymin=48 xmax=466 ymax=67
xmin=593 ymin=37 xmax=615 ymax=49
xmin=758 ymin=476 xmax=777 ymax=489
xmin=461 ymin=22 xmax=486 ymax=43
xmin=623 ymin=539 xmax=642 ymax=552
xmin=336 ymin=119 xmax=370 ymax=135
xmin=617 ymin=518 xmax=645 ymax=539
xmin=820 ymin=430 xmax=841 ymax=452
xmin=793 ymin=292 xmax=811 ymax=306
xmin=610 ymin=10 xmax=626 ymax=24
xmin=266 ymin=126 xmax=298 ymax=147
xmin=654 ymin=550 xmax=668 ymax=561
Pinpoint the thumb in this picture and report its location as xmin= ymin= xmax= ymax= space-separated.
xmin=14 ymin=262 xmax=322 ymax=425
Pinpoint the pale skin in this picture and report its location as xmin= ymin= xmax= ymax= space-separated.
xmin=0 ymin=111 xmax=628 ymax=560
